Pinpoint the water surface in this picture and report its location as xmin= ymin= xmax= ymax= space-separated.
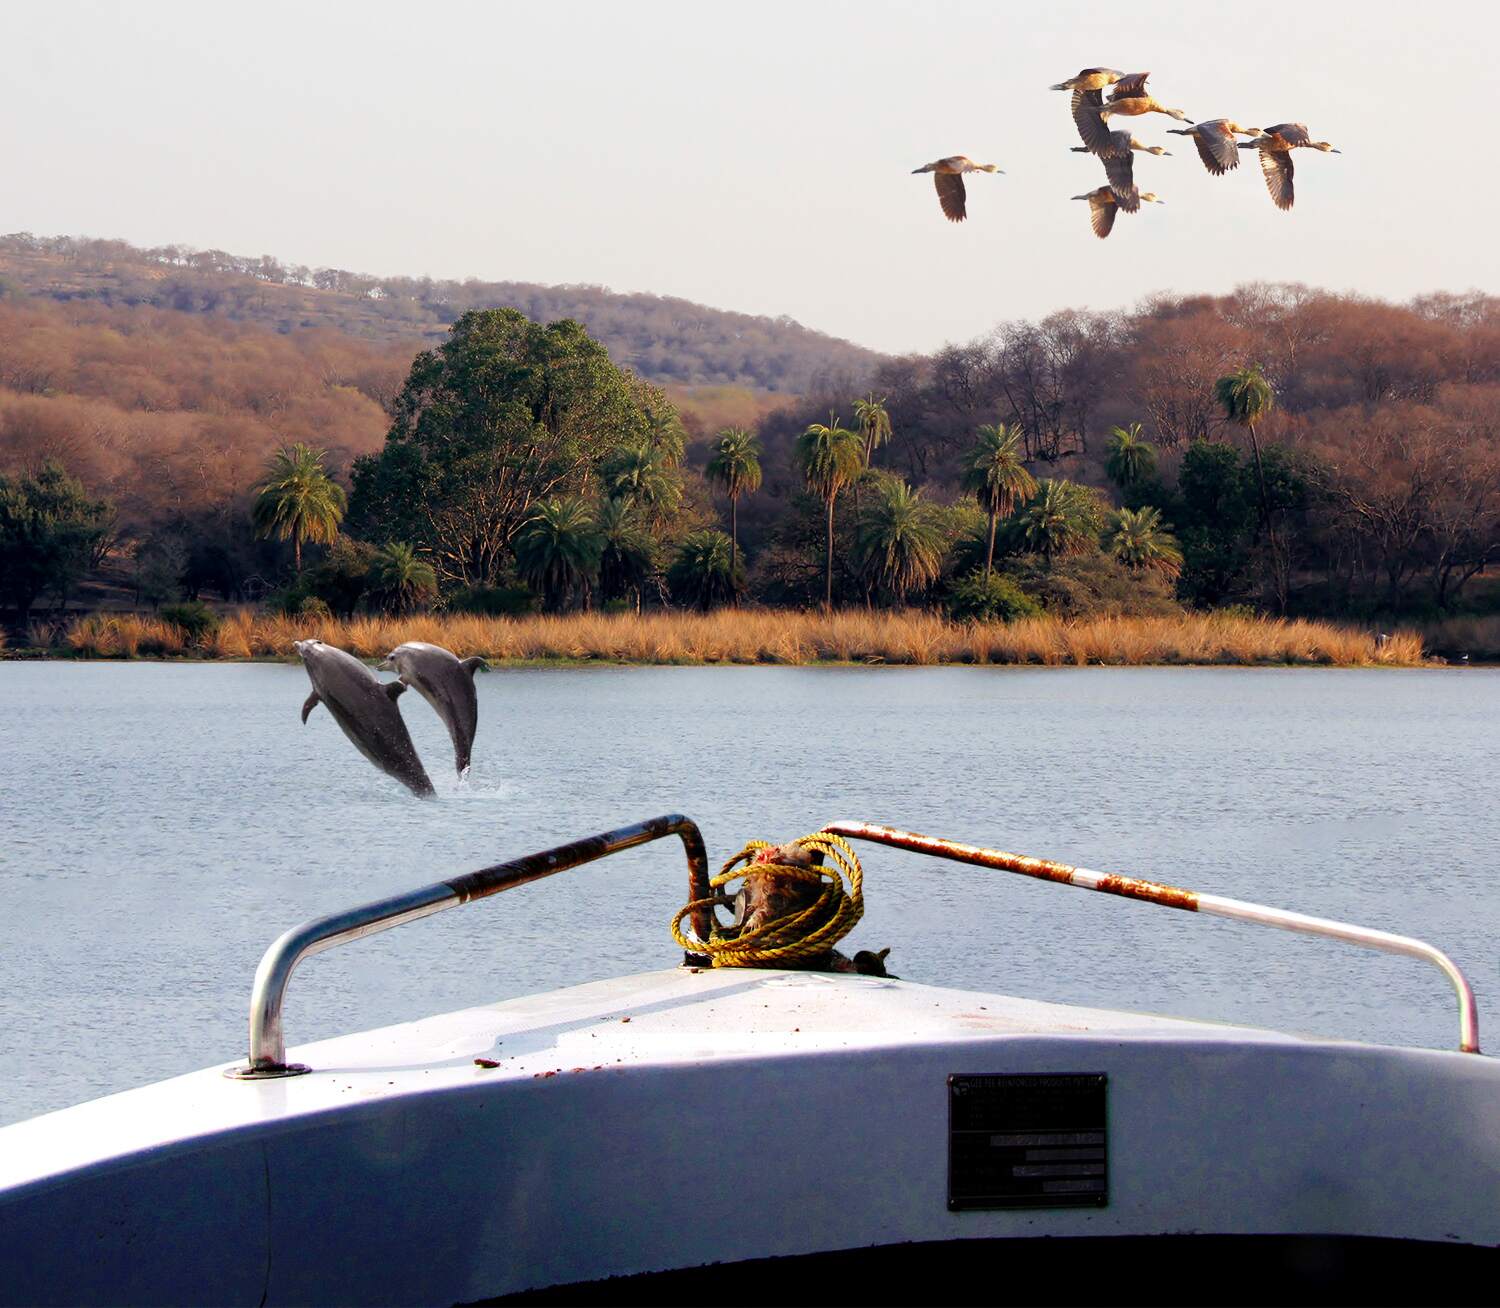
xmin=2 ymin=662 xmax=1495 ymax=1125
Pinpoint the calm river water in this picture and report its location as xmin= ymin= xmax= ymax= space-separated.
xmin=1 ymin=662 xmax=1496 ymax=1125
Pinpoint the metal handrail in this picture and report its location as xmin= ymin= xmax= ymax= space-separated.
xmin=226 ymin=815 xmax=710 ymax=1079
xmin=822 ymin=820 xmax=1481 ymax=1054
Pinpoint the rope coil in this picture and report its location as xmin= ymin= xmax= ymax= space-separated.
xmin=671 ymin=833 xmax=864 ymax=967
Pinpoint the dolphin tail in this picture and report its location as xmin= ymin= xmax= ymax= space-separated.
xmin=301 ymin=691 xmax=320 ymax=723
xmin=461 ymin=656 xmax=489 ymax=677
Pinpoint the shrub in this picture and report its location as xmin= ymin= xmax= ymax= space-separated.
xmin=945 ymin=570 xmax=1042 ymax=624
xmin=159 ymin=600 xmax=221 ymax=642
xmin=304 ymin=537 xmax=377 ymax=616
xmin=1003 ymin=554 xmax=1179 ymax=619
xmin=296 ymin=596 xmax=332 ymax=619
xmin=445 ymin=584 xmax=538 ymax=616
xmin=267 ymin=578 xmax=312 ymax=616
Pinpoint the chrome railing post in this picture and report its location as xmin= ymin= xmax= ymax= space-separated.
xmin=822 ymin=820 xmax=1481 ymax=1055
xmin=227 ymin=815 xmax=709 ymax=1079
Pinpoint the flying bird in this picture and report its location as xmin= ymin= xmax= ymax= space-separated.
xmin=1239 ymin=124 xmax=1341 ymax=210
xmin=911 ymin=156 xmax=1003 ymax=223
xmin=1168 ymin=120 xmax=1266 ymax=175
xmin=1070 ymin=88 xmax=1114 ymax=153
xmin=1070 ymin=132 xmax=1170 ymax=212
xmin=1073 ymin=187 xmax=1164 ymax=240
xmin=1050 ymin=68 xmax=1125 ymax=92
xmin=1097 ymin=73 xmax=1191 ymax=125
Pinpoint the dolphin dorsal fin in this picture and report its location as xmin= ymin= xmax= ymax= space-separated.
xmin=461 ymin=656 xmax=488 ymax=677
xmin=384 ymin=680 xmax=407 ymax=701
xmin=301 ymin=691 xmax=321 ymax=723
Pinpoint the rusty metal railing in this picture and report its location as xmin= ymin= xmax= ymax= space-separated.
xmin=822 ymin=820 xmax=1481 ymax=1054
xmin=226 ymin=815 xmax=710 ymax=1079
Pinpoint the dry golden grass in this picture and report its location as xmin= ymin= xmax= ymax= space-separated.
xmin=45 ymin=608 xmax=1429 ymax=667
xmin=64 ymin=614 xmax=186 ymax=657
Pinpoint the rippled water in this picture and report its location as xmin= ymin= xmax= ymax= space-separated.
xmin=2 ymin=661 xmax=1496 ymax=1125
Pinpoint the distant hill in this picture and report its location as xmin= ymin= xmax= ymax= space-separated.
xmin=0 ymin=234 xmax=883 ymax=394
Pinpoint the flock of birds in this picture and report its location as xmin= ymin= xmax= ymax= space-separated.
xmin=912 ymin=67 xmax=1340 ymax=238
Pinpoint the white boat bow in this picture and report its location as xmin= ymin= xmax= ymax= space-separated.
xmin=2 ymin=817 xmax=1496 ymax=1305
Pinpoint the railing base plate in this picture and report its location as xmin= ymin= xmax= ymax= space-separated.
xmin=223 ymin=1062 xmax=312 ymax=1080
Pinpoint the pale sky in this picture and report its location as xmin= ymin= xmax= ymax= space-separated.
xmin=4 ymin=0 xmax=1496 ymax=355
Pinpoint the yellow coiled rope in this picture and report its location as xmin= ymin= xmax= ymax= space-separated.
xmin=670 ymin=832 xmax=864 ymax=967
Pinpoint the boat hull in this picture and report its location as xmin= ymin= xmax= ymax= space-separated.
xmin=3 ymin=969 xmax=1498 ymax=1304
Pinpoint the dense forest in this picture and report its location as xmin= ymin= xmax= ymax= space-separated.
xmin=735 ymin=284 xmax=1500 ymax=617
xmin=0 ymin=234 xmax=882 ymax=393
xmin=1 ymin=275 xmax=1497 ymax=645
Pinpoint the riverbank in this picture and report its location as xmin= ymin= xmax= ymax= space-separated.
xmin=3 ymin=609 xmax=1428 ymax=666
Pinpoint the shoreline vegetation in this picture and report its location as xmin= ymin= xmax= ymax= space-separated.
xmin=4 ymin=610 xmax=1429 ymax=667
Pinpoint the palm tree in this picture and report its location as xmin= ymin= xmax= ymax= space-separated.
xmin=1214 ymin=365 xmax=1276 ymax=522
xmin=643 ymin=405 xmax=687 ymax=466
xmin=1104 ymin=423 xmax=1156 ymax=490
xmin=1018 ymin=479 xmax=1101 ymax=563
xmin=251 ymin=444 xmax=346 ymax=572
xmin=704 ymin=428 xmax=763 ymax=583
xmin=794 ymin=414 xmax=865 ymax=610
xmin=1216 ymin=363 xmax=1286 ymax=608
xmin=368 ymin=541 xmax=438 ymax=613
xmin=960 ymin=422 xmax=1037 ymax=580
xmin=512 ymin=496 xmax=601 ymax=611
xmin=596 ymin=497 xmax=656 ymax=611
xmin=1106 ymin=507 xmax=1183 ymax=578
xmin=667 ymin=530 xmax=740 ymax=611
xmin=853 ymin=395 xmax=893 ymax=469
xmin=601 ymin=441 xmax=682 ymax=521
xmin=856 ymin=479 xmax=947 ymax=604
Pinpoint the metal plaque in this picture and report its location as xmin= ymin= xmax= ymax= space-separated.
xmin=948 ymin=1072 xmax=1108 ymax=1210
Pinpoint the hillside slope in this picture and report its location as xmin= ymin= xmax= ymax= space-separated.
xmin=0 ymin=234 xmax=882 ymax=393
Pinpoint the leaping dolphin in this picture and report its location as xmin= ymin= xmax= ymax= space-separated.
xmin=379 ymin=641 xmax=487 ymax=775
xmin=295 ymin=639 xmax=436 ymax=797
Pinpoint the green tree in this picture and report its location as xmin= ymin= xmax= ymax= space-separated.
xmin=853 ymin=394 xmax=893 ymax=469
xmin=1105 ymin=506 xmax=1184 ymax=578
xmin=348 ymin=309 xmax=675 ymax=588
xmin=794 ymin=414 xmax=865 ymax=610
xmin=704 ymin=427 xmax=763 ymax=583
xmin=301 ymin=537 xmax=378 ymax=617
xmin=1173 ymin=440 xmax=1258 ymax=606
xmin=1104 ymin=423 xmax=1157 ymax=491
xmin=668 ymin=529 xmax=742 ymax=611
xmin=0 ymin=462 xmax=114 ymax=623
xmin=132 ymin=533 xmax=187 ymax=609
xmin=1016 ymin=479 xmax=1104 ymax=563
xmin=960 ymin=422 xmax=1037 ymax=579
xmin=512 ymin=495 xmax=601 ymax=610
xmin=251 ymin=443 xmax=346 ymax=573
xmin=856 ymin=479 xmax=947 ymax=604
xmin=596 ymin=497 xmax=657 ymax=610
xmin=368 ymin=542 xmax=439 ymax=614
